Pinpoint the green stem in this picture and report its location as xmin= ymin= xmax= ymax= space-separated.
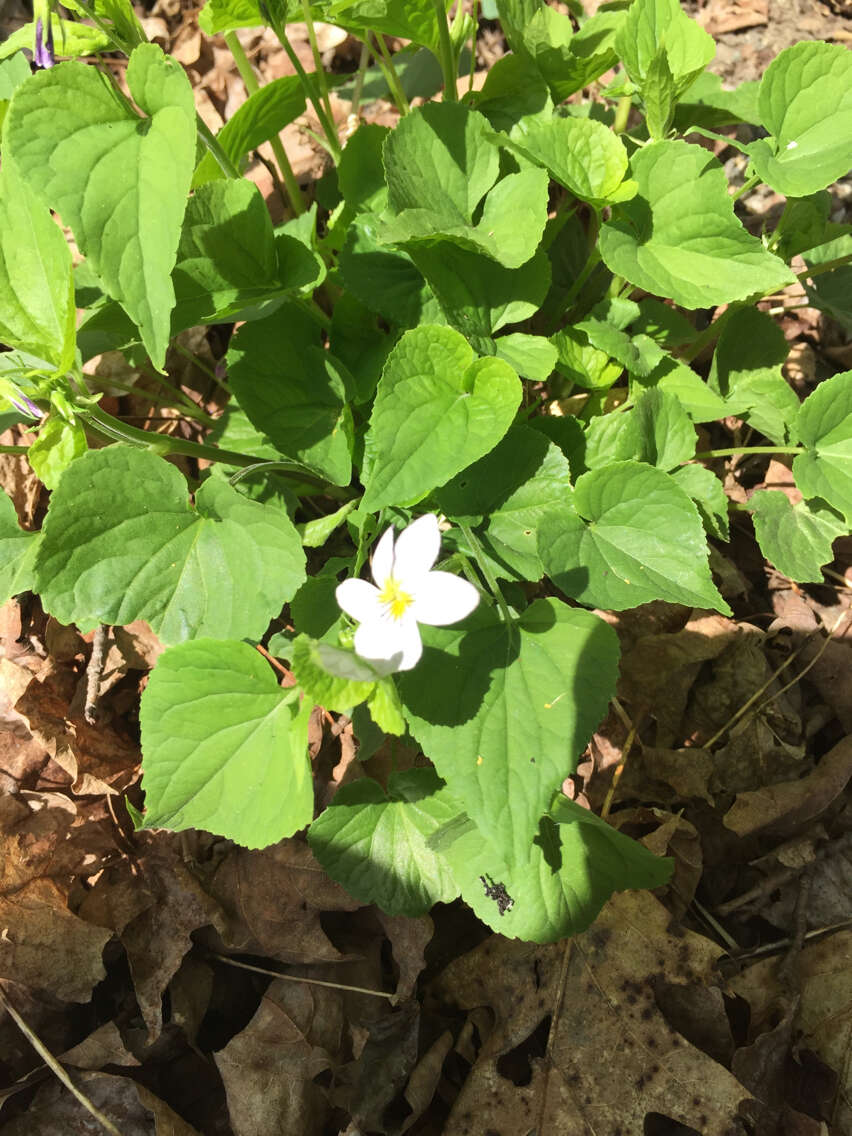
xmin=0 ymin=444 xmax=29 ymax=454
xmin=613 ymin=94 xmax=632 ymax=134
xmin=457 ymin=522 xmax=512 ymax=626
xmin=432 ymin=0 xmax=458 ymax=101
xmin=468 ymin=0 xmax=478 ymax=94
xmin=300 ymin=0 xmax=335 ymax=125
xmin=81 ymin=406 xmax=333 ymax=486
xmin=195 ymin=116 xmax=242 ymax=179
xmin=269 ymin=17 xmax=342 ymax=160
xmin=731 ymin=173 xmax=760 ymax=202
xmin=225 ymin=30 xmax=306 ymax=215
xmin=372 ymin=34 xmax=410 ymax=115
xmin=798 ymin=252 xmax=852 ymax=281
xmin=172 ymin=343 xmax=230 ymax=392
xmin=694 ymin=445 xmax=804 ymax=460
xmin=680 ymin=252 xmax=852 ymax=365
xmin=87 ymin=375 xmax=216 ymax=425
xmin=299 ymin=297 xmax=332 ymax=331
xmin=349 ymin=40 xmax=370 ymax=119
xmin=680 ymin=303 xmax=740 ymax=363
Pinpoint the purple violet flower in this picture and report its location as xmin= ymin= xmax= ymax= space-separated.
xmin=34 ymin=18 xmax=55 ymax=69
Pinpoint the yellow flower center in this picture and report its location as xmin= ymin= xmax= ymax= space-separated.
xmin=378 ymin=576 xmax=414 ymax=621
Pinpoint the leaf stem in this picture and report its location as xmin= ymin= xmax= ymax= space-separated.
xmin=798 ymin=252 xmax=852 ymax=281
xmin=224 ymin=30 xmax=306 ymax=215
xmin=300 ymin=0 xmax=335 ymax=125
xmin=0 ymin=444 xmax=29 ymax=454
xmin=266 ymin=11 xmax=342 ymax=160
xmin=349 ymin=40 xmax=371 ymax=119
xmin=468 ymin=0 xmax=478 ymax=94
xmin=731 ymin=173 xmax=760 ymax=202
xmin=432 ymin=0 xmax=458 ymax=101
xmin=195 ymin=115 xmax=242 ymax=179
xmin=613 ymin=94 xmax=632 ymax=134
xmin=694 ymin=445 xmax=804 ymax=460
xmin=680 ymin=303 xmax=741 ymax=363
xmin=372 ymin=34 xmax=410 ymax=115
xmin=457 ymin=521 xmax=512 ymax=625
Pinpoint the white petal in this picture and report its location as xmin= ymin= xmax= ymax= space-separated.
xmin=411 ymin=571 xmax=480 ymax=626
xmin=394 ymin=513 xmax=441 ymax=582
xmin=336 ymin=578 xmax=382 ymax=623
xmin=354 ymin=616 xmax=423 ymax=672
xmin=371 ymin=525 xmax=395 ymax=588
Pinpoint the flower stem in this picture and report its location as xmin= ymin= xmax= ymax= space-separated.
xmin=87 ymin=374 xmax=216 ymax=425
xmin=694 ymin=445 xmax=804 ymax=460
xmin=224 ymin=30 xmax=306 ymax=215
xmin=81 ymin=405 xmax=334 ymax=487
xmin=457 ymin=522 xmax=512 ymax=626
xmin=432 ymin=0 xmax=458 ymax=101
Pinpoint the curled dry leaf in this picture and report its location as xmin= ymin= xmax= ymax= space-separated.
xmin=724 ymin=734 xmax=852 ymax=836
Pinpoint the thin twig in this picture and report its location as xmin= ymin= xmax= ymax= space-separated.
xmin=600 ymin=724 xmax=636 ymax=820
xmin=0 ymin=986 xmax=125 ymax=1136
xmin=209 ymin=953 xmax=394 ymax=999
xmin=84 ymin=624 xmax=110 ymax=725
xmin=723 ymin=919 xmax=852 ymax=963
xmin=600 ymin=697 xmax=638 ymax=820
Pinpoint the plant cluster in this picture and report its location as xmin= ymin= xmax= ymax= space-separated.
xmin=0 ymin=0 xmax=850 ymax=943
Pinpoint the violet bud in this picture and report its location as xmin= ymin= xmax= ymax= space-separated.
xmin=34 ymin=18 xmax=55 ymax=69
xmin=10 ymin=394 xmax=41 ymax=419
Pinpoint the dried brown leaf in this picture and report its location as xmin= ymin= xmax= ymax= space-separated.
xmin=0 ymin=878 xmax=111 ymax=1001
xmin=209 ymin=837 xmax=360 ymax=964
xmin=214 ymin=976 xmax=340 ymax=1136
xmin=731 ymin=930 xmax=852 ymax=1133
xmin=434 ymin=891 xmax=751 ymax=1135
xmin=724 ymin=735 xmax=852 ymax=836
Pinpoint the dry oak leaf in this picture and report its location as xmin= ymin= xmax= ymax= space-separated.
xmin=208 ymin=837 xmax=360 ymax=964
xmin=0 ymin=877 xmax=111 ymax=1002
xmin=723 ymin=734 xmax=852 ymax=836
xmin=215 ymin=976 xmax=341 ymax=1136
xmin=433 ymin=890 xmax=751 ymax=1136
xmin=731 ymin=930 xmax=852 ymax=1134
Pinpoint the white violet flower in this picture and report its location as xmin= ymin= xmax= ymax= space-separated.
xmin=336 ymin=513 xmax=480 ymax=673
